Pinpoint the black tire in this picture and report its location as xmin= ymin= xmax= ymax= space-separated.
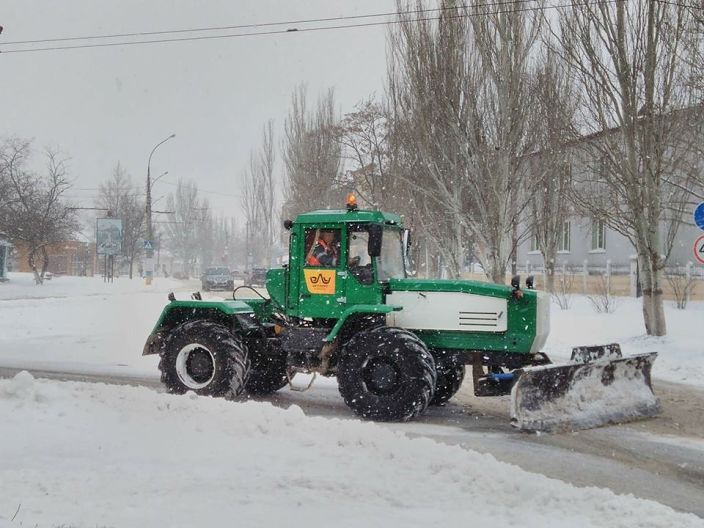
xmin=430 ymin=350 xmax=465 ymax=405
xmin=158 ymin=320 xmax=249 ymax=399
xmin=337 ymin=327 xmax=437 ymax=421
xmin=245 ymin=339 xmax=290 ymax=395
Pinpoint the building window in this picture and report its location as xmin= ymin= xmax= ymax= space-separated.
xmin=558 ymin=221 xmax=571 ymax=252
xmin=591 ymin=219 xmax=606 ymax=250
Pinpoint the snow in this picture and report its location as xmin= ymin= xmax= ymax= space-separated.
xmin=2 ymin=272 xmax=704 ymax=525
xmin=1 ymin=371 xmax=702 ymax=528
xmin=545 ymin=295 xmax=704 ymax=388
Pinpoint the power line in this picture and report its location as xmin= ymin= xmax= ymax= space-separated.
xmin=65 ymin=181 xmax=242 ymax=199
xmin=0 ymin=1 xmax=618 ymax=55
xmin=0 ymin=0 xmax=532 ymax=46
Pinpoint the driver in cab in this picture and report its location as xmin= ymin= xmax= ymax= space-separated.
xmin=306 ymin=230 xmax=339 ymax=267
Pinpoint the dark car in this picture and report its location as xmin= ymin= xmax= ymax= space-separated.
xmin=201 ymin=267 xmax=234 ymax=291
xmin=245 ymin=267 xmax=268 ymax=287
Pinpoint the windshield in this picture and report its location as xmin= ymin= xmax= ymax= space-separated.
xmin=377 ymin=228 xmax=406 ymax=281
xmin=207 ymin=267 xmax=230 ymax=275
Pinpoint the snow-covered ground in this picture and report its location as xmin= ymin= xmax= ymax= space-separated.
xmin=2 ymin=272 xmax=704 ymax=526
xmin=545 ymin=296 xmax=703 ymax=388
xmin=1 ymin=371 xmax=702 ymax=528
xmin=1 ymin=272 xmax=701 ymax=387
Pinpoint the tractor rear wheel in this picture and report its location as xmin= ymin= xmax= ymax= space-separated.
xmin=430 ymin=350 xmax=465 ymax=405
xmin=337 ymin=326 xmax=436 ymax=421
xmin=245 ymin=339 xmax=291 ymax=395
xmin=159 ymin=320 xmax=249 ymax=399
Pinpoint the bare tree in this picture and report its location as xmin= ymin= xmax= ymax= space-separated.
xmin=242 ymin=121 xmax=277 ymax=267
xmin=527 ymin=52 xmax=579 ymax=293
xmin=388 ymin=1 xmax=542 ymax=282
xmin=282 ymin=85 xmax=342 ymax=218
xmin=0 ymin=138 xmax=78 ymax=284
xmin=96 ymin=163 xmax=145 ymax=279
xmin=336 ymin=97 xmax=393 ymax=209
xmin=164 ymin=179 xmax=204 ymax=278
xmin=556 ymin=0 xmax=698 ymax=335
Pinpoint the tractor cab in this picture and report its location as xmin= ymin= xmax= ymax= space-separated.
xmin=268 ymin=195 xmax=410 ymax=321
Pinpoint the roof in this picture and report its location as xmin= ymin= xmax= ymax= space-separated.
xmin=294 ymin=208 xmax=403 ymax=226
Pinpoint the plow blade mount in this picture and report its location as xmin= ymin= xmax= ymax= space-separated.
xmin=510 ymin=352 xmax=659 ymax=432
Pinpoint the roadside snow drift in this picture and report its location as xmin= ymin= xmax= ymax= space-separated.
xmin=1 ymin=373 xmax=702 ymax=528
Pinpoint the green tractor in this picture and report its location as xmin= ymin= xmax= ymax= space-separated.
xmin=143 ymin=198 xmax=659 ymax=431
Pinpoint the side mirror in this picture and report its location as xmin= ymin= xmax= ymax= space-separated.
xmin=368 ymin=224 xmax=382 ymax=257
xmin=511 ymin=275 xmax=523 ymax=299
xmin=283 ymin=219 xmax=293 ymax=230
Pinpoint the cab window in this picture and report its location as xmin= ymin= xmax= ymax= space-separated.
xmin=304 ymin=228 xmax=341 ymax=268
xmin=348 ymin=226 xmax=374 ymax=285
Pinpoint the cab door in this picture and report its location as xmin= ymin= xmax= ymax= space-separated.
xmin=345 ymin=224 xmax=382 ymax=306
xmin=297 ymin=226 xmax=346 ymax=319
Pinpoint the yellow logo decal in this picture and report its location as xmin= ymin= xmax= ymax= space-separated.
xmin=304 ymin=269 xmax=336 ymax=295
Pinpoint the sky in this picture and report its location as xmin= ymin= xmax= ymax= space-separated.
xmin=0 ymin=0 xmax=396 ymax=223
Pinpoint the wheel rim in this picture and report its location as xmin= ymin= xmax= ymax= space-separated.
xmin=175 ymin=343 xmax=215 ymax=389
xmin=361 ymin=357 xmax=401 ymax=395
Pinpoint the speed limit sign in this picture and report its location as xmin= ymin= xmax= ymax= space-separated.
xmin=695 ymin=235 xmax=704 ymax=265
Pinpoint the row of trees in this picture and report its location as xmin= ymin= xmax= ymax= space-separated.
xmin=96 ymin=167 xmax=249 ymax=279
xmin=241 ymin=0 xmax=703 ymax=337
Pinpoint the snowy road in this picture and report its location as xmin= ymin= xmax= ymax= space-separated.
xmin=1 ymin=364 xmax=702 ymax=518
xmin=2 ymin=274 xmax=703 ymax=523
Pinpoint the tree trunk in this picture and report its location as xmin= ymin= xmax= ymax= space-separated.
xmin=639 ymin=252 xmax=667 ymax=336
xmin=28 ymin=246 xmax=46 ymax=285
xmin=485 ymin=248 xmax=505 ymax=284
xmin=544 ymin=257 xmax=556 ymax=294
xmin=128 ymin=257 xmax=134 ymax=279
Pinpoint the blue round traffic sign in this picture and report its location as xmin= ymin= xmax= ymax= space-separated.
xmin=694 ymin=202 xmax=704 ymax=231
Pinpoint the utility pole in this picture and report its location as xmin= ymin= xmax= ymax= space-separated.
xmin=145 ymin=134 xmax=175 ymax=285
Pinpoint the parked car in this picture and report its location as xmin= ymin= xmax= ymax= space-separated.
xmin=200 ymin=267 xmax=234 ymax=291
xmin=245 ymin=267 xmax=268 ymax=287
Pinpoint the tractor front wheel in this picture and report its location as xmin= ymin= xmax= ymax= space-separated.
xmin=430 ymin=350 xmax=465 ymax=405
xmin=337 ymin=327 xmax=436 ymax=421
xmin=159 ymin=320 xmax=249 ymax=399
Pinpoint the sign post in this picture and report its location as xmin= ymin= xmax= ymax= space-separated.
xmin=694 ymin=202 xmax=704 ymax=231
xmin=96 ymin=217 xmax=123 ymax=282
xmin=694 ymin=234 xmax=704 ymax=266
xmin=694 ymin=203 xmax=704 ymax=267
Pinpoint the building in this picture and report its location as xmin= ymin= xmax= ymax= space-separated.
xmin=13 ymin=240 xmax=97 ymax=277
xmin=516 ymin=108 xmax=704 ymax=279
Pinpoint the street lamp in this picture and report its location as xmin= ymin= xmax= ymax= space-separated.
xmin=145 ymin=134 xmax=175 ymax=285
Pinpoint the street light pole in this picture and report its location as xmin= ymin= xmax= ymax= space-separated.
xmin=145 ymin=134 xmax=175 ymax=285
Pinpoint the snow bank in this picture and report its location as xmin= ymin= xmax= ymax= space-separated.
xmin=0 ymin=273 xmax=197 ymax=376
xmin=546 ymin=296 xmax=704 ymax=388
xmin=0 ymin=372 xmax=701 ymax=528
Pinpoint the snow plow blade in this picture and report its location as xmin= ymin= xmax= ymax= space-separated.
xmin=510 ymin=352 xmax=659 ymax=432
